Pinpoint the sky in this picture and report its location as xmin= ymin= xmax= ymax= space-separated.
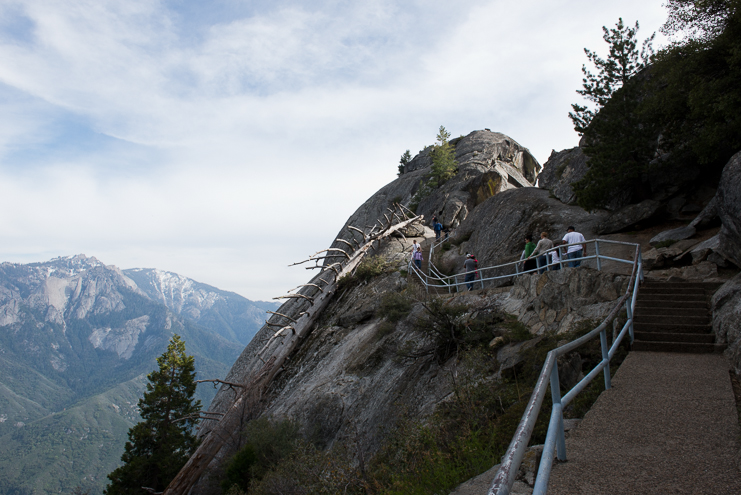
xmin=0 ymin=0 xmax=669 ymax=301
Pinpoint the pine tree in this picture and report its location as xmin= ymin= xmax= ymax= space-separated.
xmin=568 ymin=19 xmax=658 ymax=210
xmin=398 ymin=149 xmax=412 ymax=176
xmin=105 ymin=335 xmax=201 ymax=495
xmin=429 ymin=126 xmax=457 ymax=187
xmin=569 ymin=18 xmax=654 ymax=135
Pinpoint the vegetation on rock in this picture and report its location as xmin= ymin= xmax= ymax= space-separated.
xmin=571 ymin=0 xmax=741 ymax=210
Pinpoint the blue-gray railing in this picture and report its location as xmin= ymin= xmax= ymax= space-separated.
xmin=411 ymin=238 xmax=636 ymax=293
xmin=488 ymin=241 xmax=642 ymax=495
xmin=408 ymin=238 xmax=643 ymax=494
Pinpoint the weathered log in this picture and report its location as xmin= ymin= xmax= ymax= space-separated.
xmin=163 ymin=214 xmax=423 ymax=494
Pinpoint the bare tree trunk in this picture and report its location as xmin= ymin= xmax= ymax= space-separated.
xmin=163 ymin=213 xmax=422 ymax=495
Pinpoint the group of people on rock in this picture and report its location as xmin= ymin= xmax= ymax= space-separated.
xmin=523 ymin=226 xmax=587 ymax=273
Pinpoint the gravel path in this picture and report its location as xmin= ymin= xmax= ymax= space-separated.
xmin=547 ymin=352 xmax=741 ymax=495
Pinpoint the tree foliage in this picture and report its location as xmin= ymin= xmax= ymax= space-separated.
xmin=569 ymin=18 xmax=654 ymax=135
xmin=569 ymin=19 xmax=656 ymax=209
xmin=570 ymin=4 xmax=741 ymax=210
xmin=398 ymin=149 xmax=412 ymax=176
xmin=429 ymin=126 xmax=458 ymax=187
xmin=105 ymin=335 xmax=201 ymax=495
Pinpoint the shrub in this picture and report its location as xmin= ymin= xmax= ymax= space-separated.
xmin=221 ymin=417 xmax=301 ymax=493
xmin=378 ymin=292 xmax=413 ymax=322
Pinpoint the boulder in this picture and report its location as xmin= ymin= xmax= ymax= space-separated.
xmin=690 ymin=235 xmax=720 ymax=264
xmin=690 ymin=194 xmax=719 ymax=229
xmin=715 ymin=151 xmax=741 ymax=268
xmin=596 ymin=200 xmax=661 ymax=235
xmin=538 ymin=147 xmax=588 ymax=204
xmin=649 ymin=225 xmax=697 ymax=247
xmin=711 ymin=273 xmax=741 ymax=374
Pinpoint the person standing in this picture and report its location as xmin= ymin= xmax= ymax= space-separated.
xmin=527 ymin=232 xmax=554 ymax=274
xmin=411 ymin=240 xmax=421 ymax=260
xmin=523 ymin=236 xmax=537 ymax=272
xmin=413 ymin=246 xmax=423 ymax=270
xmin=463 ymin=254 xmax=478 ymax=291
xmin=562 ymin=226 xmax=587 ymax=267
xmin=434 ymin=221 xmax=443 ymax=241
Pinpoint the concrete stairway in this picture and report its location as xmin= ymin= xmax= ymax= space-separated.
xmin=632 ymin=281 xmax=725 ymax=353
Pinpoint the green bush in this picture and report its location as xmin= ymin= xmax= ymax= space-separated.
xmin=378 ymin=292 xmax=413 ymax=322
xmin=221 ymin=417 xmax=300 ymax=493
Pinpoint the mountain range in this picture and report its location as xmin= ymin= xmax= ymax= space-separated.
xmin=0 ymin=254 xmax=277 ymax=494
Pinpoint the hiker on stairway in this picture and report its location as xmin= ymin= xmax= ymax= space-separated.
xmin=522 ymin=236 xmax=537 ymax=273
xmin=562 ymin=226 xmax=587 ymax=267
xmin=434 ymin=220 xmax=443 ymax=241
xmin=413 ymin=246 xmax=423 ymax=270
xmin=527 ymin=232 xmax=554 ymax=274
xmin=463 ymin=254 xmax=477 ymax=291
xmin=411 ymin=239 xmax=421 ymax=260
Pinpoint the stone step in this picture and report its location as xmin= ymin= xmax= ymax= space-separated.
xmin=633 ymin=331 xmax=715 ymax=343
xmin=639 ymin=287 xmax=707 ymax=295
xmin=634 ymin=315 xmax=710 ymax=325
xmin=633 ymin=322 xmax=712 ymax=334
xmin=632 ymin=341 xmax=727 ymax=353
xmin=635 ymin=300 xmax=708 ymax=309
xmin=637 ymin=293 xmax=708 ymax=301
xmin=642 ymin=281 xmax=723 ymax=291
xmin=634 ymin=307 xmax=709 ymax=317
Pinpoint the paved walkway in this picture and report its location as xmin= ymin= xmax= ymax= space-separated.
xmin=548 ymin=352 xmax=741 ymax=495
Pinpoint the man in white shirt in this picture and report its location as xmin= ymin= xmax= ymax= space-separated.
xmin=411 ymin=240 xmax=421 ymax=259
xmin=562 ymin=226 xmax=587 ymax=268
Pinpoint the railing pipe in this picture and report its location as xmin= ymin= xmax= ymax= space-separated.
xmin=548 ymin=365 xmax=566 ymax=461
xmin=488 ymin=353 xmax=557 ymax=495
xmin=595 ymin=240 xmax=602 ymax=271
xmin=600 ymin=328 xmax=612 ymax=390
xmin=532 ymin=403 xmax=563 ymax=495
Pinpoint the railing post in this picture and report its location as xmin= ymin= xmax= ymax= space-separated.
xmin=595 ymin=240 xmax=601 ymax=271
xmin=627 ymin=299 xmax=635 ymax=344
xmin=549 ymin=364 xmax=567 ymax=461
xmin=600 ymin=328 xmax=611 ymax=390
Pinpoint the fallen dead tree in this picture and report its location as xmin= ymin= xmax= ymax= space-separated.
xmin=163 ymin=206 xmax=422 ymax=494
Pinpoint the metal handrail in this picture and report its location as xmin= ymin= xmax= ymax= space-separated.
xmin=489 ymin=244 xmax=643 ymax=495
xmin=418 ymin=239 xmax=637 ymax=293
xmin=409 ymin=237 xmax=643 ymax=493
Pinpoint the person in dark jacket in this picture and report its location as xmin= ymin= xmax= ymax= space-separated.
xmin=523 ymin=236 xmax=537 ymax=272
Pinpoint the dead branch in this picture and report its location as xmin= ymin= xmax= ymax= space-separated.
xmin=347 ymin=225 xmax=367 ymax=240
xmin=142 ymin=488 xmax=163 ymax=495
xmin=266 ymin=311 xmax=298 ymax=322
xmin=196 ymin=379 xmax=245 ymax=389
xmin=335 ymin=238 xmax=355 ymax=250
xmin=273 ymin=294 xmax=314 ymax=304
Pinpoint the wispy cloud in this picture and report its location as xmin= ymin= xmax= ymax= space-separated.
xmin=0 ymin=0 xmax=667 ymax=299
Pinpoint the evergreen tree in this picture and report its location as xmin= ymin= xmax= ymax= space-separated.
xmin=105 ymin=335 xmax=201 ymax=495
xmin=398 ymin=149 xmax=412 ymax=176
xmin=568 ymin=19 xmax=657 ymax=210
xmin=569 ymin=18 xmax=654 ymax=135
xmin=429 ymin=126 xmax=458 ymax=187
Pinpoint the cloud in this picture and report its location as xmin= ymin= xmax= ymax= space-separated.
xmin=0 ymin=0 xmax=670 ymax=299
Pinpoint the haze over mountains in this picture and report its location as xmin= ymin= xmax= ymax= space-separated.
xmin=0 ymin=254 xmax=278 ymax=494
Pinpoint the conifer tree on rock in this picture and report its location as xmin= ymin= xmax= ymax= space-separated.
xmin=568 ymin=18 xmax=656 ymax=210
xmin=105 ymin=335 xmax=201 ymax=495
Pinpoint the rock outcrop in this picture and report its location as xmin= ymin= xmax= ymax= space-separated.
xmin=712 ymin=273 xmax=741 ymax=374
xmin=715 ymin=151 xmax=741 ymax=268
xmin=538 ymin=147 xmax=588 ymax=205
xmin=332 ymin=130 xmax=540 ymax=250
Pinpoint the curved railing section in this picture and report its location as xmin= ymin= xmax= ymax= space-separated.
xmin=409 ymin=238 xmax=644 ymax=494
xmin=412 ymin=239 xmax=639 ymax=293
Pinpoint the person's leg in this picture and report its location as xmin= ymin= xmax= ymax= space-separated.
xmin=537 ymin=255 xmax=547 ymax=274
xmin=568 ymin=249 xmax=583 ymax=267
